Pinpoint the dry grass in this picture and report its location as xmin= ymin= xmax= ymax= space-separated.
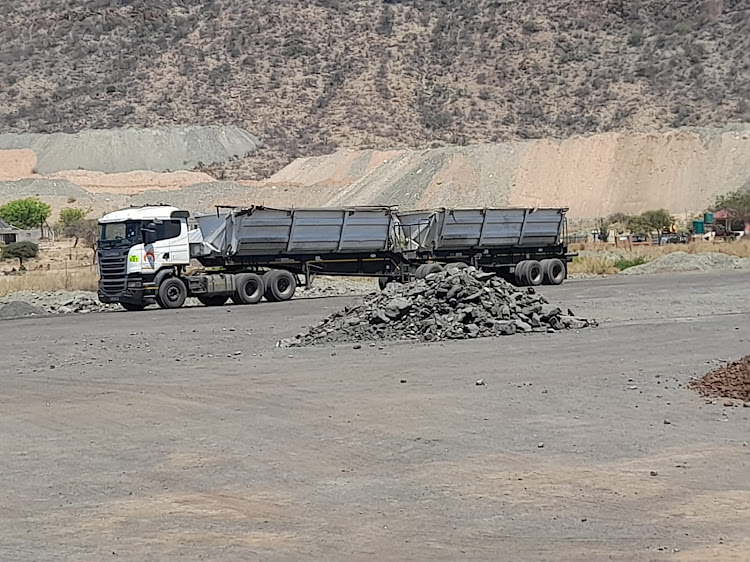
xmin=0 ymin=268 xmax=98 ymax=297
xmin=568 ymin=256 xmax=619 ymax=275
xmin=0 ymin=239 xmax=98 ymax=296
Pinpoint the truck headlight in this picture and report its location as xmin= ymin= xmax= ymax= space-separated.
xmin=127 ymin=279 xmax=143 ymax=288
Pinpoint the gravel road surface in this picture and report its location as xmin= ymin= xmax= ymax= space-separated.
xmin=1 ymin=272 xmax=748 ymax=561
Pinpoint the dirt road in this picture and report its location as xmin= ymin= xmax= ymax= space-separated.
xmin=1 ymin=272 xmax=749 ymax=561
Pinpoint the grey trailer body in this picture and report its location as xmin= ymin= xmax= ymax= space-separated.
xmin=396 ymin=207 xmax=565 ymax=251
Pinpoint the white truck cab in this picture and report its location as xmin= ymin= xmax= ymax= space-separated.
xmin=97 ymin=206 xmax=191 ymax=310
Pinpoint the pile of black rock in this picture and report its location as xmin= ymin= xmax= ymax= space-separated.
xmin=278 ymin=266 xmax=595 ymax=347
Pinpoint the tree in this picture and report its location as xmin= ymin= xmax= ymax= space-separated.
xmin=597 ymin=218 xmax=610 ymax=242
xmin=711 ymin=187 xmax=750 ymax=221
xmin=2 ymin=241 xmax=38 ymax=269
xmin=641 ymin=209 xmax=673 ymax=232
xmin=607 ymin=212 xmax=630 ymax=225
xmin=63 ymin=219 xmax=99 ymax=251
xmin=626 ymin=215 xmax=653 ymax=235
xmin=59 ymin=207 xmax=86 ymax=229
xmin=0 ymin=198 xmax=51 ymax=230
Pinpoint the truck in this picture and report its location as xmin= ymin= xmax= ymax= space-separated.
xmin=96 ymin=204 xmax=573 ymax=311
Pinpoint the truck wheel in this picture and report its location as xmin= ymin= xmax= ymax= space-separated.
xmin=542 ymin=258 xmax=566 ymax=285
xmin=514 ymin=261 xmax=529 ymax=286
xmin=197 ymin=295 xmax=228 ymax=307
xmin=157 ymin=277 xmax=187 ymax=309
xmin=265 ymin=270 xmax=297 ymax=302
xmin=233 ymin=273 xmax=264 ymax=304
xmin=524 ymin=260 xmax=544 ymax=286
xmin=121 ymin=302 xmax=145 ymax=312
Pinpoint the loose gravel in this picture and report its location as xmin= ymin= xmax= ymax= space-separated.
xmin=0 ymin=301 xmax=46 ymax=319
xmin=620 ymin=251 xmax=750 ymax=275
xmin=0 ymin=291 xmax=116 ymax=316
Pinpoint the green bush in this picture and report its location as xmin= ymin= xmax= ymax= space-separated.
xmin=628 ymin=30 xmax=644 ymax=46
xmin=2 ymin=241 xmax=39 ymax=268
xmin=614 ymin=256 xmax=648 ymax=271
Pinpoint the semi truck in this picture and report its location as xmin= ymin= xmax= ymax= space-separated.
xmin=96 ymin=205 xmax=573 ymax=311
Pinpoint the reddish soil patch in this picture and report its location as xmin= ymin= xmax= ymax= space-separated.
xmin=690 ymin=355 xmax=750 ymax=402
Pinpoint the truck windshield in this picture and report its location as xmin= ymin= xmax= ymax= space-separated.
xmin=99 ymin=221 xmax=143 ymax=248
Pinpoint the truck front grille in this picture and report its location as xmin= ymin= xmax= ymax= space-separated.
xmin=98 ymin=250 xmax=128 ymax=293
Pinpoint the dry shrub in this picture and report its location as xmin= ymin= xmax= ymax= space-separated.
xmin=568 ymin=256 xmax=618 ymax=275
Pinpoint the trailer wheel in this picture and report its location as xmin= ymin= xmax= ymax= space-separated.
xmin=514 ymin=261 xmax=530 ymax=286
xmin=233 ymin=273 xmax=264 ymax=304
xmin=416 ymin=263 xmax=443 ymax=278
xmin=121 ymin=302 xmax=145 ymax=312
xmin=265 ymin=270 xmax=297 ymax=302
xmin=197 ymin=295 xmax=229 ymax=307
xmin=542 ymin=258 xmax=566 ymax=285
xmin=156 ymin=277 xmax=187 ymax=309
xmin=525 ymin=260 xmax=544 ymax=286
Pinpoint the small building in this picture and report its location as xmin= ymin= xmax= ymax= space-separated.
xmin=0 ymin=218 xmax=42 ymax=245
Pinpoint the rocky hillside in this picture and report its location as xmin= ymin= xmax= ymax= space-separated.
xmin=1 ymin=0 xmax=748 ymax=177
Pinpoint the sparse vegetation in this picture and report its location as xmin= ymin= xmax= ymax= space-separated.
xmin=614 ymin=256 xmax=649 ymax=270
xmin=0 ymin=1 xmax=746 ymax=178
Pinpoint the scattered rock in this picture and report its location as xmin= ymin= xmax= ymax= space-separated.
xmin=0 ymin=290 xmax=117 ymax=316
xmin=650 ymin=470 xmax=659 ymax=477
xmin=537 ymin=442 xmax=544 ymax=448
xmin=476 ymin=378 xmax=486 ymax=386
xmin=278 ymin=267 xmax=595 ymax=347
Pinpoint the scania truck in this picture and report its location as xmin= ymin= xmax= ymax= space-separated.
xmin=97 ymin=205 xmax=572 ymax=311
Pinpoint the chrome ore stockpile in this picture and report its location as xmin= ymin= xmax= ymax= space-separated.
xmin=279 ymin=266 xmax=595 ymax=347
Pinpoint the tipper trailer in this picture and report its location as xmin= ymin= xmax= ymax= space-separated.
xmin=97 ymin=205 xmax=573 ymax=311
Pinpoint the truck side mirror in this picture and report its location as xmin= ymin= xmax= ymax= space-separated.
xmin=142 ymin=223 xmax=157 ymax=244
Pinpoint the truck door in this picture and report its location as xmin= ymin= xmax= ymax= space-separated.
xmin=144 ymin=220 xmax=188 ymax=270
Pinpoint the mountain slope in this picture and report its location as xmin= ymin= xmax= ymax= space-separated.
xmin=1 ymin=0 xmax=748 ymax=177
